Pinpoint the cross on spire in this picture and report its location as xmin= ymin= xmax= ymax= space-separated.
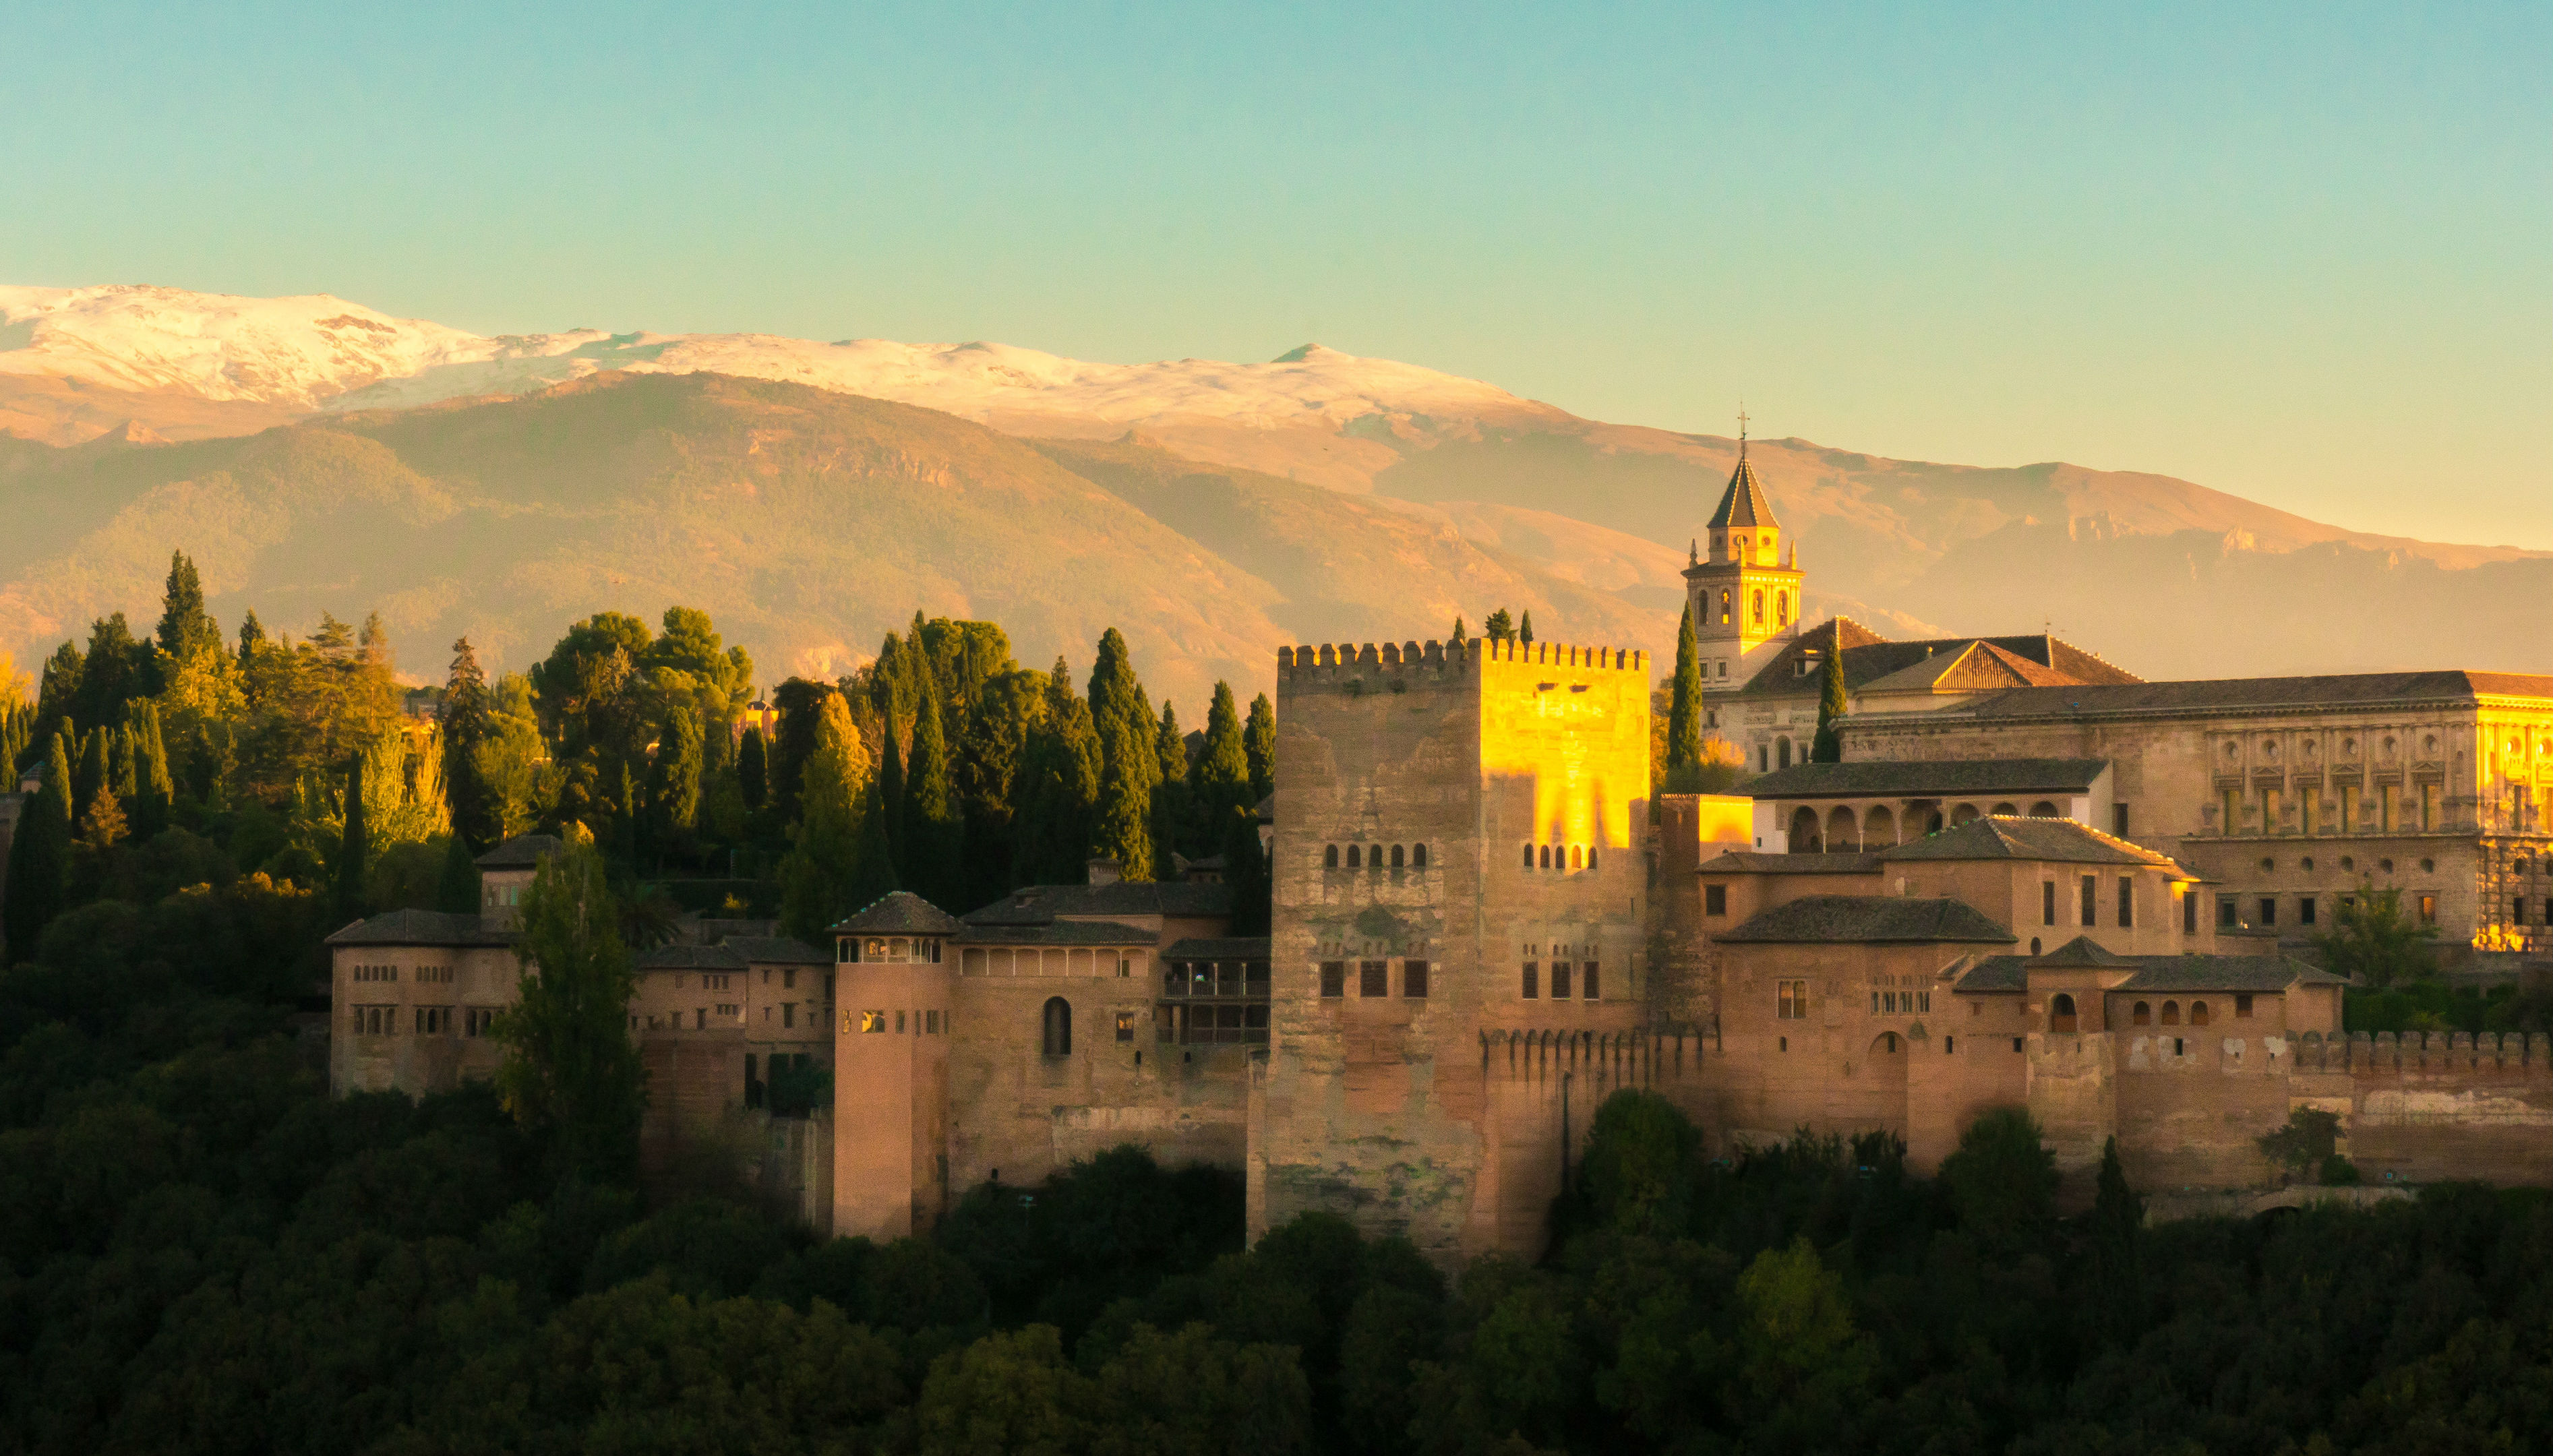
xmin=1737 ymin=402 xmax=1750 ymax=458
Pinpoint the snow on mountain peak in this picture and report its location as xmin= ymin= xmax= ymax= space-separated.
xmin=0 ymin=284 xmax=1555 ymax=433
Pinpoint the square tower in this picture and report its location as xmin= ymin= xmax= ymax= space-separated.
xmin=1683 ymin=445 xmax=1805 ymax=692
xmin=1253 ymin=636 xmax=1652 ymax=1266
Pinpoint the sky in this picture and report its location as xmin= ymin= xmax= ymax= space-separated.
xmin=3 ymin=1 xmax=2548 ymax=545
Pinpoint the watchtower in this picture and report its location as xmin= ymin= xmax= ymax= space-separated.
xmin=829 ymin=891 xmax=960 ymax=1240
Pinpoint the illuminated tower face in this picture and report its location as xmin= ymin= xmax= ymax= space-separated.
xmin=1681 ymin=442 xmax=1803 ymax=689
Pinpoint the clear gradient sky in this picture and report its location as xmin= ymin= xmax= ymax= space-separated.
xmin=5 ymin=3 xmax=2548 ymax=545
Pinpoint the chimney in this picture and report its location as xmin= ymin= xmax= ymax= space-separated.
xmin=1086 ymin=857 xmax=1122 ymax=886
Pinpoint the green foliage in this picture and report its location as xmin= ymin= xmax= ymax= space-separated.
xmin=332 ymin=754 xmax=367 ymax=921
xmin=2260 ymin=1105 xmax=2345 ymax=1180
xmin=493 ymin=841 xmax=644 ymax=1183
xmin=1220 ymin=807 xmax=1271 ymax=937
xmin=3 ymin=733 xmax=74 ymax=962
xmin=1086 ymin=628 xmax=1157 ymax=880
xmin=435 ymin=830 xmax=479 ymax=913
xmin=901 ymin=668 xmax=965 ymax=907
xmin=1483 ymin=607 xmax=1515 ymax=643
xmin=439 ymin=636 xmax=498 ymax=850
xmin=1938 ymin=1105 xmax=2058 ymax=1247
xmin=1568 ymin=1089 xmax=1703 ymax=1239
xmin=2315 ymin=881 xmax=2440 ymax=988
xmin=779 ymin=693 xmax=882 ymax=940
xmin=1243 ymin=692 xmax=1277 ymax=805
xmin=1666 ymin=607 xmax=1703 ymax=785
xmin=1811 ymin=644 xmax=1848 ymax=762
xmin=738 ymin=723 xmax=769 ymax=810
xmin=1013 ymin=659 xmax=1104 ymax=887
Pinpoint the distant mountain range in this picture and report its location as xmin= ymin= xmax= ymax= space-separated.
xmin=4 ymin=283 xmax=2548 ymax=695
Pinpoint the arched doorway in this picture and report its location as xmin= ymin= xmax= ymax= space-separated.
xmin=1864 ymin=805 xmax=1897 ymax=847
xmin=1042 ymin=996 xmax=1073 ymax=1056
xmin=1789 ymin=806 xmax=1822 ymax=852
xmin=1826 ymin=806 xmax=1859 ymax=852
xmin=1860 ymin=1030 xmax=1911 ymax=1136
xmin=2029 ymin=801 xmax=2060 ymax=818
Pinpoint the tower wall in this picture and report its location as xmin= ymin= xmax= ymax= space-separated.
xmin=831 ymin=957 xmax=950 ymax=1240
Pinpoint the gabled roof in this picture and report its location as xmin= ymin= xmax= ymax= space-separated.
xmin=1717 ymin=894 xmax=2016 ymax=945
xmin=1706 ymin=452 xmax=1780 ymax=530
xmin=1700 ymin=851 xmax=1884 ymax=875
xmin=1879 ymin=816 xmax=2181 ymax=870
xmin=722 ymin=935 xmax=831 ymax=966
xmin=1856 ymin=640 xmax=2086 ymax=696
xmin=1954 ymin=955 xmax=2032 ymax=992
xmin=1162 ymin=937 xmax=1273 ymax=961
xmin=475 ymin=833 xmax=564 ymax=869
xmin=963 ymin=880 xmax=1232 ymax=926
xmin=1746 ymin=759 xmax=2110 ymax=799
xmin=636 ymin=942 xmax=749 ymax=971
xmin=2029 ymin=936 xmax=2139 ymax=968
xmin=832 ymin=890 xmax=963 ymax=936
xmin=326 ymin=908 xmax=512 ymax=948
xmin=1736 ymin=621 xmax=2142 ymax=700
xmin=957 ymin=919 xmax=1161 ymax=947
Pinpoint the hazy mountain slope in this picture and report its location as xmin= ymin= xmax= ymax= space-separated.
xmin=0 ymin=373 xmax=1666 ymax=704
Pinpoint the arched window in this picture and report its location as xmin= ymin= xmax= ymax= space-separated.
xmin=2029 ymin=801 xmax=2060 ymax=818
xmin=1346 ymin=845 xmax=1361 ymax=868
xmin=1991 ymin=803 xmax=2017 ymax=816
xmin=1569 ymin=845 xmax=1583 ymax=869
xmin=1041 ymin=997 xmax=1072 ymax=1057
xmin=2161 ymin=1000 xmax=2181 ymax=1026
xmin=1323 ymin=845 xmax=1339 ymax=869
xmin=1539 ymin=845 xmax=1552 ymax=870
xmin=1719 ymin=589 xmax=1731 ymax=624
xmin=2190 ymin=1000 xmax=2211 ymax=1027
xmin=2132 ymin=1001 xmax=2151 ymax=1026
xmin=1776 ymin=593 xmax=1789 ymax=626
xmin=2030 ymin=938 xmax=2041 ymax=955
xmin=1752 ymin=589 xmax=1766 ymax=626
xmin=1950 ymin=803 xmax=1979 ymax=826
xmin=2050 ymin=993 xmax=2078 ymax=1034
xmin=1789 ymin=806 xmax=1820 ymax=851
xmin=1412 ymin=843 xmax=1428 ymax=868
xmin=1389 ymin=844 xmax=1405 ymax=868
xmin=1522 ymin=843 xmax=1534 ymax=870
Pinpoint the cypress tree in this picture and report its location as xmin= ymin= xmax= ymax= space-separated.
xmin=72 ymin=614 xmax=146 ymax=733
xmin=3 ymin=733 xmax=73 ymax=962
xmin=155 ymin=549 xmax=222 ymax=660
xmin=336 ymin=755 xmax=369 ymax=922
xmin=1449 ymin=616 xmax=1468 ymax=646
xmin=1191 ymin=682 xmax=1253 ymax=834
xmin=901 ymin=669 xmax=963 ymax=907
xmin=1013 ymin=659 xmax=1102 ymax=887
xmin=1811 ymin=645 xmax=1849 ymax=763
xmin=739 ymin=725 xmax=769 ymax=810
xmin=781 ymin=695 xmax=881 ymax=938
xmin=2089 ymin=1136 xmax=2147 ymax=1346
xmin=1085 ymin=629 xmax=1155 ymax=880
xmin=237 ymin=609 xmax=267 ymax=667
xmin=1243 ymin=693 xmax=1277 ymax=806
xmin=1520 ymin=611 xmax=1536 ymax=645
xmin=653 ymin=706 xmax=704 ymax=841
xmin=1220 ymin=808 xmax=1271 ymax=937
xmin=73 ymin=729 xmax=108 ymax=825
xmin=30 ymin=642 xmax=80 ymax=770
xmin=1149 ymin=700 xmax=1189 ymax=871
xmin=437 ymin=832 xmax=480 ymax=914
xmin=1667 ymin=608 xmax=1704 ymax=789
xmin=111 ymin=724 xmax=138 ymax=803
xmin=441 ymin=637 xmax=498 ymax=851
xmin=769 ymin=677 xmax=834 ymax=820
xmin=876 ymin=709 xmax=907 ymax=867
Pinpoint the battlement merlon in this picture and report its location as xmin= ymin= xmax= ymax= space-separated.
xmin=1275 ymin=638 xmax=1648 ymax=694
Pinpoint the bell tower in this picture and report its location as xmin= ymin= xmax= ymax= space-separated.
xmin=1681 ymin=412 xmax=1804 ymax=692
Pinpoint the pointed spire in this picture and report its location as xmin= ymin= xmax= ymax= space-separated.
xmin=1689 ymin=538 xmax=1698 ymax=565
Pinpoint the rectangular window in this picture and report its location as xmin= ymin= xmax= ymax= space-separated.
xmin=2258 ymin=897 xmax=2277 ymax=926
xmin=1115 ymin=1011 xmax=1135 ymax=1043
xmin=2300 ymin=791 xmax=2316 ymax=837
xmin=1776 ymin=979 xmax=1807 ymax=1019
xmin=1583 ymin=963 xmax=1600 ymax=1001
xmin=926 ymin=1010 xmax=940 ymax=1033
xmin=784 ymin=968 xmax=797 ymax=991
xmin=782 ymin=1003 xmax=795 ymax=1029
xmin=2013 ymin=1037 xmax=2025 ymax=1052
xmin=2262 ymin=785 xmax=2281 ymax=834
xmin=2420 ymin=894 xmax=2437 ymax=926
xmin=2042 ymin=882 xmax=2057 ymax=926
xmin=861 ymin=1010 xmax=887 ymax=1033
xmin=1319 ymin=961 xmax=1345 ymax=998
xmin=1705 ymin=884 xmax=1728 ymax=917
xmin=895 ymin=1010 xmax=906 ymax=1033
xmin=2113 ymin=802 xmax=2130 ymax=837
xmin=2223 ymin=789 xmax=2241 ymax=834
xmin=2219 ymin=895 xmax=2240 ymax=928
xmin=2080 ymin=875 xmax=2097 ymax=927
xmin=2117 ymin=876 xmax=2134 ymax=929
xmin=2519 ymin=897 xmax=2530 ymax=927
xmin=2182 ymin=888 xmax=2197 ymax=934
xmin=1522 ymin=962 xmax=1538 ymax=998
xmin=1359 ymin=961 xmax=1388 ymax=997
xmin=2235 ymin=993 xmax=2254 ymax=1018
xmin=1403 ymin=960 xmax=1429 ymax=998
xmin=2422 ymin=783 xmax=2440 ymax=830
xmin=1551 ymin=963 xmax=1573 ymax=1000
xmin=2301 ymin=897 xmax=2317 ymax=926
xmin=2343 ymin=784 xmax=2361 ymax=827
xmin=2380 ymin=783 xmax=2399 ymax=832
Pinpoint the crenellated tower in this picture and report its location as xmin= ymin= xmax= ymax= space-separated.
xmin=1681 ymin=420 xmax=1805 ymax=692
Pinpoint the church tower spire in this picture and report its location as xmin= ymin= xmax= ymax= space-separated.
xmin=1680 ymin=408 xmax=1806 ymax=692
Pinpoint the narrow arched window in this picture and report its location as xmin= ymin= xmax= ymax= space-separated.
xmin=1042 ymin=997 xmax=1072 ymax=1057
xmin=1323 ymin=844 xmax=1338 ymax=869
xmin=1719 ymin=589 xmax=1731 ymax=624
xmin=2190 ymin=1000 xmax=2211 ymax=1027
xmin=1776 ymin=593 xmax=1789 ymax=626
xmin=2132 ymin=1001 xmax=2151 ymax=1026
xmin=1346 ymin=845 xmax=1361 ymax=868
xmin=1412 ymin=843 xmax=1428 ymax=868
xmin=1522 ymin=843 xmax=1534 ymax=870
xmin=1569 ymin=845 xmax=1583 ymax=869
xmin=1389 ymin=845 xmax=1405 ymax=868
xmin=1539 ymin=845 xmax=1552 ymax=870
xmin=1752 ymin=589 xmax=1765 ymax=625
xmin=2161 ymin=1000 xmax=2181 ymax=1026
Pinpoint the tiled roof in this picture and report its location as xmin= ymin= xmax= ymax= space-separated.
xmin=636 ymin=942 xmax=749 ymax=971
xmin=957 ymin=919 xmax=1160 ymax=946
xmin=1717 ymin=894 xmax=2017 ymax=945
xmin=2029 ymin=936 xmax=2140 ymax=968
xmin=1879 ymin=816 xmax=2180 ymax=869
xmin=1746 ymin=758 xmax=2110 ymax=799
xmin=1162 ymin=937 xmax=1273 ymax=961
xmin=1737 ymin=624 xmax=2142 ymax=700
xmin=963 ymin=880 xmax=1232 ymax=926
xmin=722 ymin=935 xmax=830 ymax=965
xmin=833 ymin=890 xmax=963 ymax=936
xmin=1700 ymin=851 xmax=1884 ymax=875
xmin=475 ymin=833 xmax=564 ymax=868
xmin=2117 ymin=957 xmax=2347 ymax=992
xmin=1954 ymin=955 xmax=2032 ymax=992
xmin=326 ymin=909 xmax=512 ymax=948
xmin=1706 ymin=452 xmax=1780 ymax=530
xmin=1950 ymin=671 xmax=2553 ymax=722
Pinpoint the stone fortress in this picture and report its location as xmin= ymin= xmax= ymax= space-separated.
xmin=328 ymin=443 xmax=2553 ymax=1264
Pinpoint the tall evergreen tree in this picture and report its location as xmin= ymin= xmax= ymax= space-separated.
xmin=28 ymin=641 xmax=80 ymax=768
xmin=1013 ymin=659 xmax=1103 ymax=887
xmin=437 ymin=832 xmax=480 ymax=914
xmin=901 ymin=669 xmax=963 ymax=907
xmin=1519 ymin=611 xmax=1536 ymax=644
xmin=739 ymin=725 xmax=769 ymax=811
xmin=1243 ymin=693 xmax=1278 ymax=806
xmin=336 ymin=754 xmax=369 ymax=921
xmin=71 ymin=614 xmax=146 ymax=733
xmin=781 ymin=695 xmax=881 ymax=939
xmin=1220 ymin=808 xmax=1271 ymax=937
xmin=441 ymin=638 xmax=499 ymax=851
xmin=876 ymin=709 xmax=907 ymax=867
xmin=3 ymin=733 xmax=73 ymax=963
xmin=493 ymin=841 xmax=645 ymax=1184
xmin=1666 ymin=607 xmax=1705 ymax=790
xmin=769 ymin=677 xmax=835 ymax=820
xmin=1484 ymin=607 xmax=1515 ymax=644
xmin=130 ymin=703 xmax=173 ymax=838
xmin=1811 ymin=646 xmax=1849 ymax=763
xmin=653 ymin=706 xmax=704 ymax=844
xmin=1149 ymin=700 xmax=1190 ymax=871
xmin=1085 ymin=629 xmax=1155 ymax=879
xmin=154 ymin=549 xmax=222 ymax=660
xmin=236 ymin=609 xmax=267 ymax=673
xmin=72 ymin=729 xmax=108 ymax=826
xmin=1191 ymin=683 xmax=1254 ymax=837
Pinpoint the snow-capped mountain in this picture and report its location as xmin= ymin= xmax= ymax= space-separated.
xmin=0 ymin=283 xmax=1551 ymax=433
